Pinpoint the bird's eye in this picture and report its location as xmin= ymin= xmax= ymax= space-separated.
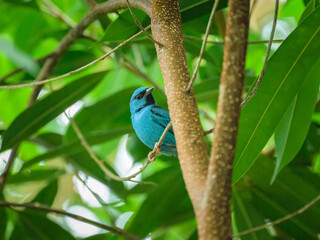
xmin=136 ymin=94 xmax=143 ymax=100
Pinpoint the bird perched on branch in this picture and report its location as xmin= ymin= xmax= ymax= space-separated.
xmin=130 ymin=87 xmax=177 ymax=160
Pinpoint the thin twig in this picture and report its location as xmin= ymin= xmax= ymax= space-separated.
xmin=0 ymin=201 xmax=142 ymax=240
xmin=147 ymin=122 xmax=173 ymax=161
xmin=249 ymin=0 xmax=258 ymax=20
xmin=125 ymin=0 xmax=163 ymax=47
xmin=69 ymin=117 xmax=153 ymax=182
xmin=186 ymin=0 xmax=220 ymax=92
xmin=183 ymin=35 xmax=284 ymax=45
xmin=0 ymin=26 xmax=150 ymax=90
xmin=234 ymin=194 xmax=320 ymax=237
xmin=204 ymin=128 xmax=214 ymax=136
xmin=240 ymin=0 xmax=279 ymax=108
xmin=203 ymin=0 xmax=279 ymax=136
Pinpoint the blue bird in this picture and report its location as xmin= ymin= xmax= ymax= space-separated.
xmin=130 ymin=87 xmax=177 ymax=160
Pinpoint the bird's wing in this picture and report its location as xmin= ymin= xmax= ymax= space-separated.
xmin=150 ymin=106 xmax=175 ymax=139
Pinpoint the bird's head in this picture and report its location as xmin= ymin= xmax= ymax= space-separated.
xmin=130 ymin=87 xmax=156 ymax=114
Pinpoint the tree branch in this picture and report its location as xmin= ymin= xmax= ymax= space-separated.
xmin=125 ymin=0 xmax=163 ymax=47
xmin=241 ymin=0 xmax=279 ymax=108
xmin=151 ymin=0 xmax=209 ymax=226
xmin=0 ymin=201 xmax=142 ymax=240
xmin=147 ymin=122 xmax=172 ymax=161
xmin=201 ymin=0 xmax=250 ymax=239
xmin=183 ymin=35 xmax=284 ymax=45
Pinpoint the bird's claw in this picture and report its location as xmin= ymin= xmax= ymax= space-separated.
xmin=148 ymin=143 xmax=161 ymax=162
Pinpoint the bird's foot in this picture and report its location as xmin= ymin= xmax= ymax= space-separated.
xmin=148 ymin=143 xmax=161 ymax=162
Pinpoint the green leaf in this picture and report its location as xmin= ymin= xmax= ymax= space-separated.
xmin=0 ymin=72 xmax=107 ymax=152
xmin=101 ymin=0 xmax=228 ymax=43
xmin=127 ymin=163 xmax=194 ymax=237
xmin=0 ymin=192 xmax=7 ymax=240
xmin=126 ymin=134 xmax=150 ymax=162
xmin=0 ymin=38 xmax=39 ymax=77
xmin=53 ymin=51 xmax=96 ymax=75
xmin=246 ymin=157 xmax=320 ymax=239
xmin=65 ymin=87 xmax=136 ymax=143
xmin=68 ymin=151 xmax=127 ymax=199
xmin=22 ymin=127 xmax=132 ymax=170
xmin=101 ymin=9 xmax=149 ymax=42
xmin=2 ymin=0 xmax=38 ymax=9
xmin=272 ymin=60 xmax=320 ymax=182
xmin=233 ymin=7 xmax=320 ymax=183
xmin=232 ymin=190 xmax=273 ymax=240
xmin=29 ymin=132 xmax=63 ymax=148
xmin=32 ymin=180 xmax=58 ymax=206
xmin=10 ymin=211 xmax=76 ymax=240
xmin=83 ymin=233 xmax=113 ymax=240
xmin=8 ymin=169 xmax=64 ymax=184
xmin=180 ymin=0 xmax=227 ymax=23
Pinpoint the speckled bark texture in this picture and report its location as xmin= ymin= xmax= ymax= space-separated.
xmin=202 ymin=0 xmax=250 ymax=239
xmin=151 ymin=0 xmax=209 ymax=214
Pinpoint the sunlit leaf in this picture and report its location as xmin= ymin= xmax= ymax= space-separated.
xmin=233 ymin=7 xmax=320 ymax=183
xmin=32 ymin=180 xmax=58 ymax=206
xmin=273 ymin=60 xmax=320 ymax=182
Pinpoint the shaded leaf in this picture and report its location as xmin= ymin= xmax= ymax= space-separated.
xmin=127 ymin=163 xmax=194 ymax=237
xmin=10 ymin=211 xmax=76 ymax=240
xmin=54 ymin=51 xmax=96 ymax=75
xmin=1 ymin=72 xmax=107 ymax=152
xmin=232 ymin=190 xmax=273 ymax=240
xmin=32 ymin=180 xmax=58 ymax=206
xmin=29 ymin=132 xmax=63 ymax=148
xmin=246 ymin=156 xmax=320 ymax=239
xmin=2 ymin=0 xmax=38 ymax=9
xmin=8 ymin=169 xmax=64 ymax=184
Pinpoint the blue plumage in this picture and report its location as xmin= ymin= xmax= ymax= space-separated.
xmin=130 ymin=87 xmax=177 ymax=157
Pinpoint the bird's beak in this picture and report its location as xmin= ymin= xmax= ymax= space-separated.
xmin=145 ymin=87 xmax=154 ymax=96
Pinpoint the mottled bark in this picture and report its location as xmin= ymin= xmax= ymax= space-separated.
xmin=201 ymin=0 xmax=250 ymax=239
xmin=151 ymin=0 xmax=249 ymax=239
xmin=151 ymin=0 xmax=209 ymax=213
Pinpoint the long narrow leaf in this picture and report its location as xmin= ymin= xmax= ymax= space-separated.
xmin=272 ymin=59 xmax=320 ymax=182
xmin=233 ymin=7 xmax=320 ymax=183
xmin=0 ymin=72 xmax=107 ymax=152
